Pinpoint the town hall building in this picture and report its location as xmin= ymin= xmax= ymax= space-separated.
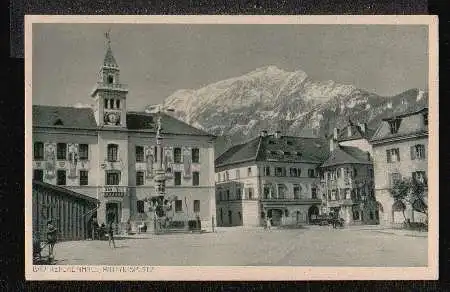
xmin=32 ymin=37 xmax=216 ymax=232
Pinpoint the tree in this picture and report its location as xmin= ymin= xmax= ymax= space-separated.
xmin=391 ymin=177 xmax=428 ymax=223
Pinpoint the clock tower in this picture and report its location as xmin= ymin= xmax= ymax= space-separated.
xmin=91 ymin=31 xmax=128 ymax=128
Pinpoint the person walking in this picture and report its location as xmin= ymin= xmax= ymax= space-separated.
xmin=46 ymin=219 xmax=57 ymax=260
xmin=108 ymin=222 xmax=116 ymax=248
xmin=266 ymin=216 xmax=272 ymax=231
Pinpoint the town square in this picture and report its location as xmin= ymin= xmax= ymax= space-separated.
xmin=28 ymin=19 xmax=434 ymax=274
xmin=51 ymin=225 xmax=427 ymax=266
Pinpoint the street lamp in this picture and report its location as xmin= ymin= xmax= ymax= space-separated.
xmin=145 ymin=105 xmax=175 ymax=234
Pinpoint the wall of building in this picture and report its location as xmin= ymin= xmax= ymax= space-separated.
xmin=372 ymin=136 xmax=428 ymax=225
xmin=33 ymin=127 xmax=216 ymax=231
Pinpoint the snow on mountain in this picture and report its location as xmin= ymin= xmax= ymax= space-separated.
xmin=147 ymin=66 xmax=428 ymax=155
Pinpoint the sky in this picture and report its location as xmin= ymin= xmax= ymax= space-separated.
xmin=32 ymin=23 xmax=429 ymax=111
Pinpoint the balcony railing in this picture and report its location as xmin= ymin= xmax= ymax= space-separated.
xmin=95 ymin=82 xmax=128 ymax=91
xmin=102 ymin=186 xmax=128 ymax=198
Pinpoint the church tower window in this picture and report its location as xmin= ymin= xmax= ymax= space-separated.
xmin=107 ymin=74 xmax=114 ymax=84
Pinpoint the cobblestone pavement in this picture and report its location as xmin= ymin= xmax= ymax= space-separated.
xmin=51 ymin=225 xmax=428 ymax=266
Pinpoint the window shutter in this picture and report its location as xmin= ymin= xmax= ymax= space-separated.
xmin=386 ymin=150 xmax=391 ymax=162
xmin=410 ymin=146 xmax=415 ymax=160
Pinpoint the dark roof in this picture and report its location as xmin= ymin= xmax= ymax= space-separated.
xmin=126 ymin=111 xmax=213 ymax=136
xmin=215 ymin=135 xmax=330 ymax=167
xmin=337 ymin=123 xmax=376 ymax=142
xmin=371 ymin=107 xmax=428 ymax=143
xmin=103 ymin=45 xmax=118 ymax=68
xmin=33 ymin=105 xmax=213 ymax=137
xmin=321 ymin=145 xmax=372 ymax=168
xmin=215 ymin=136 xmax=261 ymax=167
xmin=33 ymin=180 xmax=99 ymax=204
xmin=33 ymin=105 xmax=98 ymax=129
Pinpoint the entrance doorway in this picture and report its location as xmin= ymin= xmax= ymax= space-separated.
xmin=106 ymin=202 xmax=119 ymax=224
xmin=308 ymin=205 xmax=319 ymax=223
xmin=268 ymin=209 xmax=283 ymax=226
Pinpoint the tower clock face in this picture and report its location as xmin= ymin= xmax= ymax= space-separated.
xmin=105 ymin=112 xmax=120 ymax=125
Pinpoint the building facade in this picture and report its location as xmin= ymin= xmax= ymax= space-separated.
xmin=32 ymin=39 xmax=216 ymax=232
xmin=215 ymin=131 xmax=329 ymax=227
xmin=320 ymin=122 xmax=379 ymax=225
xmin=32 ymin=181 xmax=99 ymax=242
xmin=370 ymin=107 xmax=428 ymax=226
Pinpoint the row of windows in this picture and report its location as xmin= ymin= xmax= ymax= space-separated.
xmin=390 ymin=171 xmax=427 ymax=186
xmin=34 ymin=143 xmax=202 ymax=164
xmin=325 ymin=188 xmax=373 ymax=201
xmin=218 ymin=188 xmax=254 ymax=201
xmin=386 ymin=144 xmax=426 ymax=163
xmin=34 ymin=143 xmax=89 ymax=160
xmin=34 ymin=168 xmax=201 ymax=187
xmin=135 ymin=146 xmax=200 ymax=163
xmin=263 ymin=184 xmax=318 ymax=199
xmin=324 ymin=167 xmax=366 ymax=180
xmin=33 ymin=169 xmax=88 ymax=186
xmin=218 ymin=166 xmax=317 ymax=182
xmin=136 ymin=199 xmax=200 ymax=213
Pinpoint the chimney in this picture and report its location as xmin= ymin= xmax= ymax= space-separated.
xmin=347 ymin=125 xmax=352 ymax=137
xmin=333 ymin=128 xmax=339 ymax=140
xmin=274 ymin=130 xmax=282 ymax=139
xmin=260 ymin=130 xmax=268 ymax=137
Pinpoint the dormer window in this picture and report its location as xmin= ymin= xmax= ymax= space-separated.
xmin=388 ymin=118 xmax=402 ymax=134
xmin=283 ymin=151 xmax=290 ymax=156
xmin=270 ymin=151 xmax=277 ymax=156
xmin=268 ymin=140 xmax=276 ymax=145
xmin=107 ymin=75 xmax=114 ymax=84
xmin=287 ymin=140 xmax=293 ymax=146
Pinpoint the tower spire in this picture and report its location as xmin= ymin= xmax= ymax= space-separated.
xmin=103 ymin=29 xmax=118 ymax=68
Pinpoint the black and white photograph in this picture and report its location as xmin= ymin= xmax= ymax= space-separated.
xmin=25 ymin=16 xmax=438 ymax=280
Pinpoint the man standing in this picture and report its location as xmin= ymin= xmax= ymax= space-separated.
xmin=46 ymin=219 xmax=57 ymax=259
xmin=108 ymin=222 xmax=116 ymax=248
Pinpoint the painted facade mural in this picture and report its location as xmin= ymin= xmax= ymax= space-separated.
xmin=68 ymin=143 xmax=79 ymax=178
xmin=183 ymin=146 xmax=192 ymax=178
xmin=144 ymin=145 xmax=154 ymax=179
xmin=44 ymin=143 xmax=56 ymax=180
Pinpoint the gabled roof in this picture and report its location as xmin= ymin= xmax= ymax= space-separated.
xmin=321 ymin=145 xmax=372 ymax=168
xmin=215 ymin=136 xmax=261 ymax=167
xmin=33 ymin=105 xmax=98 ymax=129
xmin=215 ymin=135 xmax=330 ymax=168
xmin=371 ymin=107 xmax=428 ymax=143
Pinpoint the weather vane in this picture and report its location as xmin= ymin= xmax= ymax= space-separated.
xmin=104 ymin=28 xmax=111 ymax=46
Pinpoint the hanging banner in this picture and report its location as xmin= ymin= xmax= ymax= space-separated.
xmin=183 ymin=147 xmax=192 ymax=178
xmin=145 ymin=145 xmax=154 ymax=178
xmin=67 ymin=143 xmax=78 ymax=178
xmin=44 ymin=143 xmax=56 ymax=180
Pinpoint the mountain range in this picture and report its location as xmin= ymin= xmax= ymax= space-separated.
xmin=146 ymin=66 xmax=428 ymax=157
